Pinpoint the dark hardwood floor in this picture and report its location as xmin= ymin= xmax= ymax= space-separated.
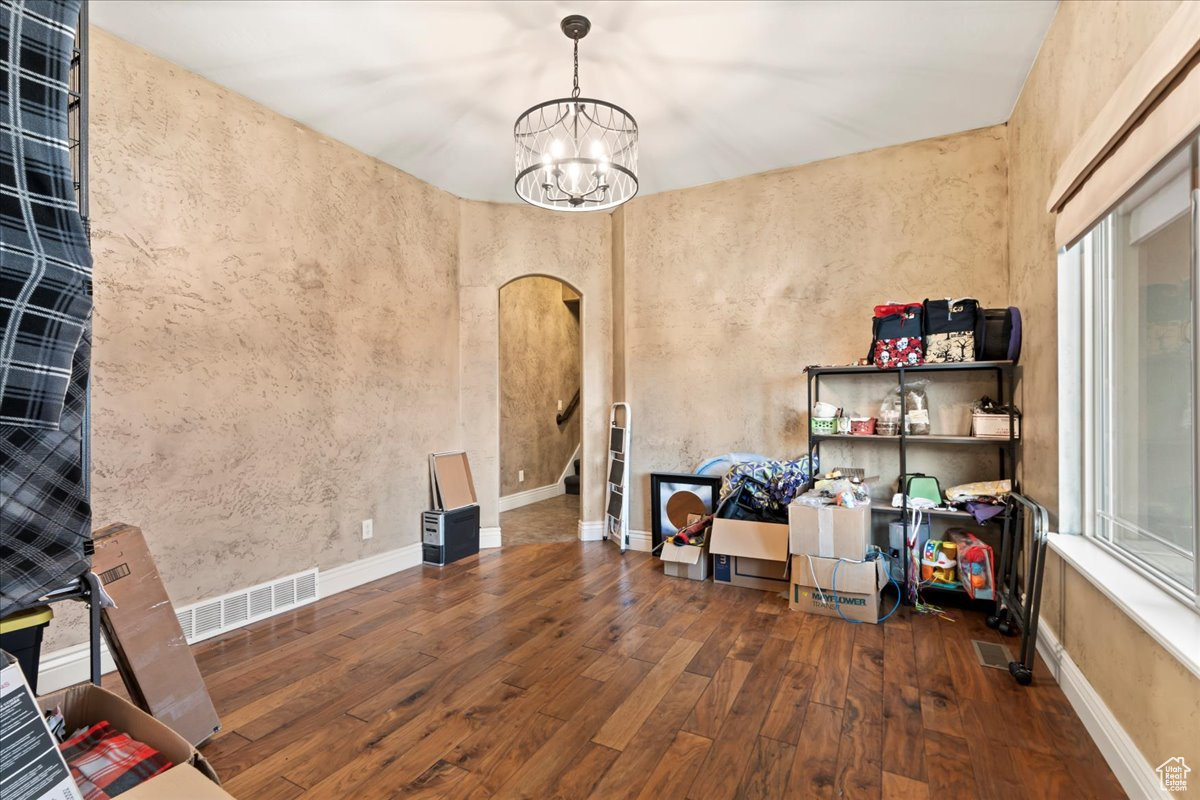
xmin=182 ymin=542 xmax=1124 ymax=799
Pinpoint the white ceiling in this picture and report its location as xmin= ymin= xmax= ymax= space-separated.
xmin=90 ymin=0 xmax=1057 ymax=204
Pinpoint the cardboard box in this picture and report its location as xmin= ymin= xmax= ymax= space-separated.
xmin=788 ymin=504 xmax=871 ymax=560
xmin=92 ymin=524 xmax=221 ymax=746
xmin=660 ymin=542 xmax=709 ymax=580
xmin=789 ymin=555 xmax=889 ymax=623
xmin=709 ymin=518 xmax=790 ymax=591
xmin=1 ymin=650 xmax=84 ymax=800
xmin=36 ymin=683 xmax=234 ymax=799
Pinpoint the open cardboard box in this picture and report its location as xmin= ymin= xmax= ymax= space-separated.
xmin=709 ymin=518 xmax=790 ymax=591
xmin=660 ymin=540 xmax=708 ymax=580
xmin=37 ymin=684 xmax=235 ymax=799
xmin=789 ymin=554 xmax=889 ymax=624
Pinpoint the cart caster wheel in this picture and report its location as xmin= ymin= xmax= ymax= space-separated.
xmin=986 ymin=615 xmax=1000 ymax=629
xmin=997 ymin=621 xmax=1013 ymax=636
xmin=1009 ymin=663 xmax=1033 ymax=685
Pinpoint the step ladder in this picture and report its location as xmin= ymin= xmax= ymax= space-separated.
xmin=605 ymin=403 xmax=631 ymax=553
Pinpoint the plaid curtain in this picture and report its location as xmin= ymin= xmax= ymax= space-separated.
xmin=1 ymin=0 xmax=92 ymax=616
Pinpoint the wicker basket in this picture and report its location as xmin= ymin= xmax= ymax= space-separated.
xmin=849 ymin=417 xmax=877 ymax=436
xmin=811 ymin=417 xmax=838 ymax=435
xmin=972 ymin=411 xmax=1020 ymax=439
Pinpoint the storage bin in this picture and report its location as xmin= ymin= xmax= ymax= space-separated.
xmin=972 ymin=411 xmax=1020 ymax=439
xmin=849 ymin=417 xmax=876 ymax=435
xmin=811 ymin=417 xmax=837 ymax=435
xmin=0 ymin=605 xmax=53 ymax=693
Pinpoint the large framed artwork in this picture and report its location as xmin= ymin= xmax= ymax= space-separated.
xmin=650 ymin=472 xmax=722 ymax=549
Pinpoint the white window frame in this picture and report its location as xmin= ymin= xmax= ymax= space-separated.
xmin=1058 ymin=147 xmax=1200 ymax=616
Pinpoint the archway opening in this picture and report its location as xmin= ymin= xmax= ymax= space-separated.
xmin=497 ymin=276 xmax=583 ymax=544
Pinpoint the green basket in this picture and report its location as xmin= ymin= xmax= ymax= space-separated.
xmin=811 ymin=417 xmax=838 ymax=435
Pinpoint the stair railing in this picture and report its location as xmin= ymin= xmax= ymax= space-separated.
xmin=556 ymin=388 xmax=581 ymax=426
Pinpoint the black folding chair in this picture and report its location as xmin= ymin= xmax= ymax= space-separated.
xmin=987 ymin=492 xmax=1049 ymax=685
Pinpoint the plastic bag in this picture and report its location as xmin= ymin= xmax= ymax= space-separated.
xmin=806 ymin=476 xmax=871 ymax=508
xmin=879 ymin=379 xmax=931 ymax=435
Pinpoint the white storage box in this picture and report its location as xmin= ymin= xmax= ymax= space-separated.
xmin=971 ymin=411 xmax=1020 ymax=439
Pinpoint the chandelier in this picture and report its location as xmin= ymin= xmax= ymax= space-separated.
xmin=514 ymin=15 xmax=638 ymax=211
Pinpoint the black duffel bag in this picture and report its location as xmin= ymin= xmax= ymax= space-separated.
xmin=980 ymin=307 xmax=1022 ymax=363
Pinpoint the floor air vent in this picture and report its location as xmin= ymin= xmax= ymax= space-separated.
xmin=174 ymin=568 xmax=320 ymax=645
xmin=972 ymin=639 xmax=1015 ymax=671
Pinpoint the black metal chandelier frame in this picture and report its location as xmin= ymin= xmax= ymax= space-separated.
xmin=513 ymin=15 xmax=639 ymax=211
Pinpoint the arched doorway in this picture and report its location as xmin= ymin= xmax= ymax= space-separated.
xmin=497 ymin=276 xmax=583 ymax=544
xmin=456 ymin=200 xmax=613 ymax=549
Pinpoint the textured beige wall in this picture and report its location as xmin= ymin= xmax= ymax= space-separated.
xmin=1008 ymin=0 xmax=1184 ymax=517
xmin=611 ymin=206 xmax=627 ymax=402
xmin=1008 ymin=0 xmax=1199 ymax=773
xmin=620 ymin=127 xmax=1010 ymax=529
xmin=458 ymin=202 xmax=611 ymax=532
xmin=53 ymin=29 xmax=462 ymax=649
xmin=498 ymin=277 xmax=581 ymax=495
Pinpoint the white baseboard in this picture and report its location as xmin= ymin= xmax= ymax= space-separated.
xmin=629 ymin=530 xmax=653 ymax=552
xmin=1037 ymin=623 xmax=1169 ymax=799
xmin=480 ymin=527 xmax=502 ymax=548
xmin=576 ymin=525 xmax=651 ymax=549
xmin=38 ymin=639 xmax=118 ymax=694
xmin=578 ymin=520 xmax=605 ymax=541
xmin=320 ymin=543 xmax=424 ymax=597
xmin=37 ymin=542 xmax=424 ymax=694
xmin=498 ymin=482 xmax=565 ymax=512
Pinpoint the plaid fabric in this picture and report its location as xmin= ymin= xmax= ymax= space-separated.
xmin=1 ymin=0 xmax=91 ymax=616
xmin=60 ymin=721 xmax=174 ymax=800
xmin=1 ymin=0 xmax=92 ymax=429
xmin=0 ymin=321 xmax=90 ymax=616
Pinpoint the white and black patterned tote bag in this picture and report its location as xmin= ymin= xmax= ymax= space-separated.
xmin=923 ymin=298 xmax=982 ymax=363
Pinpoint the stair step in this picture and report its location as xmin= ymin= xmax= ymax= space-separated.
xmin=564 ymin=475 xmax=581 ymax=495
xmin=573 ymin=459 xmax=581 ymax=475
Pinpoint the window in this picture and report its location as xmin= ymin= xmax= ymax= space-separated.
xmin=1066 ymin=139 xmax=1199 ymax=606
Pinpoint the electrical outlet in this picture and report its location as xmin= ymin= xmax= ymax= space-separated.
xmin=557 ymin=399 xmax=564 ymax=412
xmin=518 ymin=469 xmax=525 ymax=483
xmin=361 ymin=519 xmax=373 ymax=540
